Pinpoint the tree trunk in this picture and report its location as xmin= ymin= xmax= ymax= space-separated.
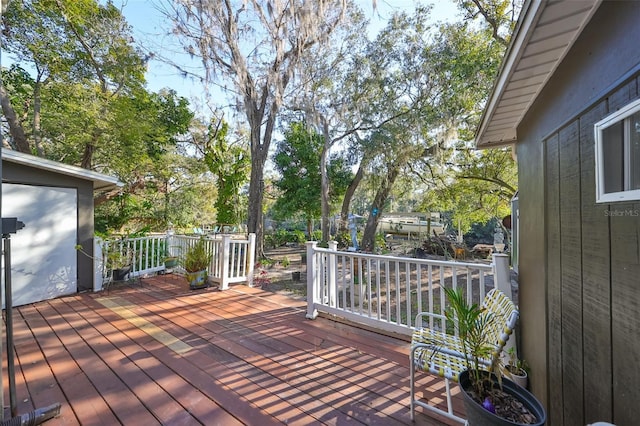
xmin=247 ymin=158 xmax=265 ymax=258
xmin=33 ymin=81 xmax=44 ymax=157
xmin=339 ymin=157 xmax=366 ymax=232
xmin=247 ymin=111 xmax=269 ymax=258
xmin=0 ymin=80 xmax=30 ymax=153
xmin=81 ymin=142 xmax=95 ymax=169
xmin=306 ymin=218 xmax=313 ymax=239
xmin=360 ymin=166 xmax=400 ymax=252
xmin=320 ymin=120 xmax=331 ymax=242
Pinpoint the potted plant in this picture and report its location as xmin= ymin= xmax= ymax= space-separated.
xmin=183 ymin=238 xmax=212 ymax=289
xmin=163 ymin=244 xmax=182 ymax=270
xmin=164 ymin=256 xmax=179 ymax=268
xmin=107 ymin=248 xmax=132 ymax=281
xmin=444 ymin=287 xmax=545 ymax=425
xmin=504 ymin=347 xmax=529 ymax=389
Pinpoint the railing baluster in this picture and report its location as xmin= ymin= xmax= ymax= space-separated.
xmin=428 ymin=264 xmax=433 ymax=329
xmin=358 ymin=258 xmax=365 ymax=315
xmin=394 ymin=261 xmax=400 ymax=325
xmin=416 ymin=263 xmax=422 ymax=320
xmin=349 ymin=256 xmax=355 ymax=311
xmin=439 ymin=267 xmax=445 ymax=317
xmin=466 ymin=268 xmax=473 ymax=305
xmin=384 ymin=260 xmax=390 ymax=322
xmin=406 ymin=260 xmax=411 ymax=328
xmin=376 ymin=259 xmax=381 ymax=320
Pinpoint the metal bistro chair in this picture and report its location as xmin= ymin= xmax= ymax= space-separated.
xmin=409 ymin=288 xmax=519 ymax=423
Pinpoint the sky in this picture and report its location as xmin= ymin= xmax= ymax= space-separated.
xmin=117 ymin=0 xmax=461 ymax=107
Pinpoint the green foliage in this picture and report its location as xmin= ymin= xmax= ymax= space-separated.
xmin=203 ymin=119 xmax=250 ymax=226
xmin=412 ymin=22 xmax=516 ymax=232
xmin=264 ymin=229 xmax=307 ymax=249
xmin=291 ymin=230 xmax=307 ymax=244
xmin=505 ymin=347 xmax=529 ymax=376
xmin=334 ymin=230 xmax=352 ymax=250
xmin=454 ymin=0 xmax=522 ymax=46
xmin=272 ymin=122 xmax=352 ymax=232
xmin=1 ymin=0 xmax=522 ymax=245
xmin=464 ymin=217 xmax=502 ymax=247
xmin=183 ymin=238 xmax=212 ymax=272
xmin=2 ymin=0 xmax=207 ymax=234
xmin=272 ymin=123 xmax=324 ymax=222
xmin=444 ymin=287 xmax=499 ymax=398
xmin=257 ymin=257 xmax=275 ymax=267
xmin=265 ymin=230 xmax=288 ymax=249
xmin=374 ymin=233 xmax=388 ymax=253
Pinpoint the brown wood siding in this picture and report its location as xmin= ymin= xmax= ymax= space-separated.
xmin=544 ymin=133 xmax=563 ymax=425
xmin=558 ymin=121 xmax=584 ymax=425
xmin=516 ymin=3 xmax=640 ymax=424
xmin=579 ymin=101 xmax=612 ymax=423
xmin=605 ymin=78 xmax=640 ymax=426
xmin=542 ymin=84 xmax=640 ymax=425
xmin=610 ymin=201 xmax=640 ymax=426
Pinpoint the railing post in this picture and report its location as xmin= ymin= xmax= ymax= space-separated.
xmin=306 ymin=241 xmax=318 ymax=319
xmin=493 ymin=253 xmax=517 ymax=355
xmin=220 ymin=235 xmax=231 ymax=290
xmin=94 ymin=237 xmax=104 ymax=292
xmin=328 ymin=241 xmax=338 ymax=307
xmin=167 ymin=226 xmax=174 ymax=251
xmin=493 ymin=253 xmax=512 ymax=300
xmin=246 ymin=233 xmax=256 ymax=287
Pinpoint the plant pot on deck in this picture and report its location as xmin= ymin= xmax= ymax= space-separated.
xmin=292 ymin=271 xmax=301 ymax=281
xmin=186 ymin=269 xmax=208 ymax=289
xmin=459 ymin=370 xmax=546 ymax=426
xmin=112 ymin=265 xmax=131 ymax=282
xmin=505 ymin=366 xmax=529 ymax=389
xmin=164 ymin=257 xmax=179 ymax=269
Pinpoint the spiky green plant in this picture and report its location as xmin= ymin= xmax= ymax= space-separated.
xmin=443 ymin=287 xmax=500 ymax=398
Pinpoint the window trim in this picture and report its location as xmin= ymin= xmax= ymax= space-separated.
xmin=594 ymin=97 xmax=640 ymax=203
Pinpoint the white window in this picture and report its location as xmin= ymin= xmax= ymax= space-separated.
xmin=595 ymin=98 xmax=640 ymax=203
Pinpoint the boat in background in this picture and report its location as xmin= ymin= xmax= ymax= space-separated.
xmin=378 ymin=213 xmax=445 ymax=236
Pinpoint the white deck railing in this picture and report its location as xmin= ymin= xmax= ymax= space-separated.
xmin=168 ymin=234 xmax=256 ymax=289
xmin=305 ymin=241 xmax=513 ymax=338
xmin=95 ymin=233 xmax=256 ymax=291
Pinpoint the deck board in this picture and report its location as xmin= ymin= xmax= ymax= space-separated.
xmin=2 ymin=274 xmax=460 ymax=425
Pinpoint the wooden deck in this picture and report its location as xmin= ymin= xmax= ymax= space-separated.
xmin=3 ymin=274 xmax=464 ymax=425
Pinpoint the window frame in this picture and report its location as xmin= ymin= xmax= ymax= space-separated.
xmin=594 ymin=97 xmax=640 ymax=203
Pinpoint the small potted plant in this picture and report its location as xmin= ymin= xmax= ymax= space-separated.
xmin=504 ymin=347 xmax=529 ymax=389
xmin=183 ymin=238 xmax=212 ymax=289
xmin=107 ymin=247 xmax=133 ymax=281
xmin=163 ymin=244 xmax=182 ymax=270
xmin=444 ymin=287 xmax=545 ymax=425
xmin=164 ymin=255 xmax=179 ymax=269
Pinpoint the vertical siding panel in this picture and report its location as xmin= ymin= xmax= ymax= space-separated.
xmin=610 ymin=81 xmax=640 ymax=426
xmin=545 ymin=133 xmax=563 ymax=426
xmin=559 ymin=121 xmax=584 ymax=426
xmin=579 ymin=102 xmax=612 ymax=423
xmin=609 ymin=202 xmax=640 ymax=426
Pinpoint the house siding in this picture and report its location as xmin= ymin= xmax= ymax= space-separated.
xmin=3 ymin=161 xmax=95 ymax=292
xmin=516 ymin=2 xmax=640 ymax=425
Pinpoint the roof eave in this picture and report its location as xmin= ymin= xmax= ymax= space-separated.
xmin=2 ymin=149 xmax=123 ymax=191
xmin=475 ymin=0 xmax=602 ymax=149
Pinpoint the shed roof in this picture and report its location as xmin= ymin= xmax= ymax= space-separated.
xmin=2 ymin=149 xmax=122 ymax=191
xmin=475 ymin=0 xmax=601 ymax=148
